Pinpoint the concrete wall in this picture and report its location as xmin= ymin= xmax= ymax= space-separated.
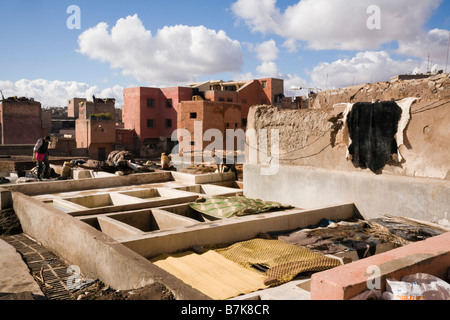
xmin=244 ymin=163 xmax=450 ymax=224
xmin=11 ymin=191 xmax=209 ymax=299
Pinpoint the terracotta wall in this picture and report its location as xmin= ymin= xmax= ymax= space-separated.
xmin=0 ymin=100 xmax=43 ymax=144
xmin=178 ymin=101 xmax=242 ymax=152
xmin=123 ymin=87 xmax=193 ymax=143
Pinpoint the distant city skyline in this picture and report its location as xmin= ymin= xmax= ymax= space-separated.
xmin=0 ymin=0 xmax=449 ymax=108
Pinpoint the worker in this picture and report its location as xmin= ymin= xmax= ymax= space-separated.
xmin=161 ymin=153 xmax=170 ymax=170
xmin=33 ymin=136 xmax=51 ymax=180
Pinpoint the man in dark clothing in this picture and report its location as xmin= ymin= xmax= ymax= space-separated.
xmin=33 ymin=136 xmax=51 ymax=180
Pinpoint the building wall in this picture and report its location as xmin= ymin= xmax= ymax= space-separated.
xmin=0 ymin=100 xmax=43 ymax=144
xmin=41 ymin=110 xmax=52 ymax=134
xmin=75 ymin=99 xmax=116 ymax=160
xmin=76 ymin=119 xmax=115 ymax=160
xmin=238 ymin=78 xmax=284 ymax=126
xmin=68 ymin=98 xmax=87 ymax=118
xmin=160 ymin=87 xmax=193 ymax=138
xmin=75 ymin=119 xmax=89 ymax=149
xmin=88 ymin=143 xmax=114 ymax=161
xmin=79 ymin=100 xmax=116 ymax=120
xmin=123 ymin=87 xmax=194 ymax=157
xmin=204 ymin=90 xmax=239 ymax=104
xmin=116 ymin=128 xmax=138 ymax=154
xmin=178 ymin=101 xmax=242 ymax=152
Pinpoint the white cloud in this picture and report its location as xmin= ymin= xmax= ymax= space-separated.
xmin=78 ymin=14 xmax=243 ymax=86
xmin=0 ymin=79 xmax=123 ymax=108
xmin=396 ymin=28 xmax=450 ymax=65
xmin=256 ymin=61 xmax=280 ymax=78
xmin=310 ymin=51 xmax=422 ymax=90
xmin=255 ymin=39 xmax=279 ymax=62
xmin=231 ymin=0 xmax=282 ymax=35
xmin=232 ymin=0 xmax=442 ymax=52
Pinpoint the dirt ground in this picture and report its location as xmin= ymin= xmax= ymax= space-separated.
xmin=72 ymin=280 xmax=175 ymax=300
xmin=0 ymin=208 xmax=23 ymax=237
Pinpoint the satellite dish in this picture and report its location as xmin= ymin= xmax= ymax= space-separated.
xmin=431 ymin=64 xmax=438 ymax=73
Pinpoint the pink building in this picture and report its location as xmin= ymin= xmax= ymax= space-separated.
xmin=121 ymin=78 xmax=284 ymax=157
xmin=189 ymin=78 xmax=284 ymax=128
xmin=122 ymin=87 xmax=193 ymax=157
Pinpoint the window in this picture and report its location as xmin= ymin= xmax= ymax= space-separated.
xmin=219 ymin=98 xmax=225 ymax=102
xmin=190 ymin=112 xmax=197 ymax=119
xmin=235 ymin=123 xmax=238 ymax=128
xmin=165 ymin=119 xmax=172 ymax=128
xmin=147 ymin=98 xmax=155 ymax=108
xmin=242 ymin=118 xmax=247 ymax=127
xmin=226 ymin=123 xmax=230 ymax=128
xmin=262 ymin=81 xmax=267 ymax=89
xmin=227 ymin=98 xmax=233 ymax=103
xmin=166 ymin=99 xmax=173 ymax=108
xmin=147 ymin=119 xmax=154 ymax=128
xmin=190 ymin=141 xmax=195 ymax=146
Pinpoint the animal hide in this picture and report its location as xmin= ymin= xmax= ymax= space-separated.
xmin=347 ymin=101 xmax=402 ymax=173
xmin=335 ymin=97 xmax=419 ymax=172
xmin=342 ymin=97 xmax=420 ymax=168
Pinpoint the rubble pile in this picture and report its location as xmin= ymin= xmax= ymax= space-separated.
xmin=308 ymin=73 xmax=450 ymax=109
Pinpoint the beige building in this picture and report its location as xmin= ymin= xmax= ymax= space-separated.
xmin=75 ymin=98 xmax=116 ymax=161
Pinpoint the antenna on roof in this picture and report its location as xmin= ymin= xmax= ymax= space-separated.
xmin=0 ymin=90 xmax=4 ymax=101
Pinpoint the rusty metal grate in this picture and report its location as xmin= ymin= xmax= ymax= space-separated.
xmin=4 ymin=234 xmax=74 ymax=300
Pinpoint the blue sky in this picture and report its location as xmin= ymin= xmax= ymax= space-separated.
xmin=0 ymin=0 xmax=449 ymax=107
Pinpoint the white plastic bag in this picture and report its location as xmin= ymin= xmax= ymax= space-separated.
xmin=384 ymin=273 xmax=450 ymax=300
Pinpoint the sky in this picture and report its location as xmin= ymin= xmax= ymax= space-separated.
xmin=0 ymin=0 xmax=449 ymax=108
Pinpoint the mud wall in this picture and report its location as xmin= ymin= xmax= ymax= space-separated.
xmin=246 ymin=75 xmax=450 ymax=180
xmin=244 ymin=75 xmax=450 ymax=223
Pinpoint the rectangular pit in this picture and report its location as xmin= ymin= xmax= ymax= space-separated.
xmin=156 ymin=203 xmax=216 ymax=222
xmin=79 ymin=208 xmax=201 ymax=239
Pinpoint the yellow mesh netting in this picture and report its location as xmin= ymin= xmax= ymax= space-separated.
xmin=216 ymin=238 xmax=342 ymax=285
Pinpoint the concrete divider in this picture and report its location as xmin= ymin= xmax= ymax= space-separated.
xmin=120 ymin=203 xmax=356 ymax=259
xmin=11 ymin=191 xmax=211 ymax=299
xmin=4 ymin=171 xmax=173 ymax=195
xmin=244 ymin=164 xmax=450 ymax=223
